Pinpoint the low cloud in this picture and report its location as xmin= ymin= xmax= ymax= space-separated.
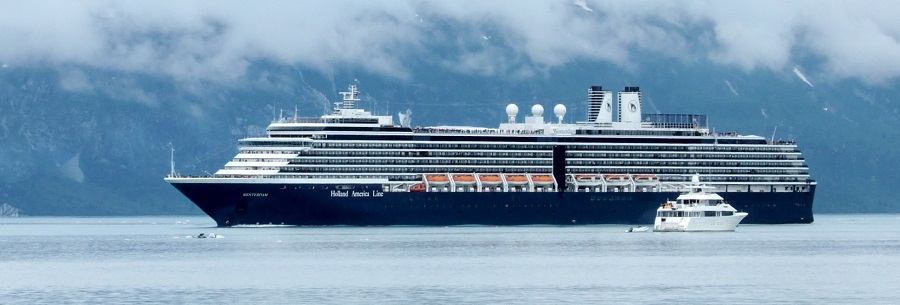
xmin=1 ymin=0 xmax=898 ymax=85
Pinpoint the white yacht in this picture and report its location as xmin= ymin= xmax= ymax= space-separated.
xmin=654 ymin=174 xmax=748 ymax=232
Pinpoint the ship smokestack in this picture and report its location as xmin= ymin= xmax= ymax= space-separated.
xmin=587 ymin=86 xmax=612 ymax=123
xmin=617 ymin=86 xmax=642 ymax=123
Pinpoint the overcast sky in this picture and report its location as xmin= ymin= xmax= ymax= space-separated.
xmin=1 ymin=0 xmax=899 ymax=85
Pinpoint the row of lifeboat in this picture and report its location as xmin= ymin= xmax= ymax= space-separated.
xmin=573 ymin=174 xmax=659 ymax=182
xmin=413 ymin=173 xmax=659 ymax=193
xmin=426 ymin=174 xmax=659 ymax=184
xmin=425 ymin=174 xmax=556 ymax=185
xmin=573 ymin=174 xmax=659 ymax=186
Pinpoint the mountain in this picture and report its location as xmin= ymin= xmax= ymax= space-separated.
xmin=1 ymin=59 xmax=898 ymax=215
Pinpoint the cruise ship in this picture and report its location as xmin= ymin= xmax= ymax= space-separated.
xmin=165 ymin=85 xmax=815 ymax=226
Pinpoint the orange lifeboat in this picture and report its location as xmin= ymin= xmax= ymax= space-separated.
xmin=575 ymin=174 xmax=600 ymax=181
xmin=633 ymin=174 xmax=658 ymax=181
xmin=505 ymin=174 xmax=528 ymax=185
xmin=452 ymin=174 xmax=477 ymax=184
xmin=479 ymin=174 xmax=503 ymax=185
xmin=531 ymin=174 xmax=554 ymax=185
xmin=426 ymin=174 xmax=450 ymax=184
xmin=604 ymin=174 xmax=628 ymax=181
xmin=410 ymin=183 xmax=425 ymax=192
xmin=574 ymin=174 xmax=602 ymax=186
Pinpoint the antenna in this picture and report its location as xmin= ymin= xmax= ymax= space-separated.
xmin=770 ymin=126 xmax=778 ymax=144
xmin=339 ymin=85 xmax=361 ymax=109
xmin=169 ymin=147 xmax=176 ymax=177
xmin=712 ymin=127 xmax=718 ymax=145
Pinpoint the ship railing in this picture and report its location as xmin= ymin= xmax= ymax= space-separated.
xmin=768 ymin=140 xmax=797 ymax=145
xmin=166 ymin=174 xmax=217 ymax=178
xmin=643 ymin=114 xmax=707 ymax=129
xmin=412 ymin=127 xmax=545 ymax=135
xmin=273 ymin=117 xmax=381 ymax=124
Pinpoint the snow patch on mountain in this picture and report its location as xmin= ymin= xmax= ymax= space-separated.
xmin=793 ymin=66 xmax=814 ymax=87
xmin=724 ymin=79 xmax=739 ymax=96
xmin=59 ymin=153 xmax=85 ymax=183
xmin=0 ymin=203 xmax=20 ymax=217
xmin=574 ymin=0 xmax=593 ymax=12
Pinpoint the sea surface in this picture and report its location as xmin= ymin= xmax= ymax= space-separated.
xmin=1 ymin=214 xmax=898 ymax=304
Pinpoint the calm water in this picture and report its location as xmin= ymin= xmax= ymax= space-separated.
xmin=1 ymin=214 xmax=898 ymax=304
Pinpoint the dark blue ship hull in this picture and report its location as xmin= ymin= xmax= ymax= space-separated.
xmin=170 ymin=181 xmax=815 ymax=226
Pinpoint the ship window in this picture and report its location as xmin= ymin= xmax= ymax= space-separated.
xmin=704 ymin=211 xmax=716 ymax=217
xmin=722 ymin=211 xmax=733 ymax=216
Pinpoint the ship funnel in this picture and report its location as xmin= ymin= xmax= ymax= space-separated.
xmin=587 ymin=86 xmax=612 ymax=123
xmin=617 ymin=86 xmax=642 ymax=123
xmin=506 ymin=104 xmax=519 ymax=123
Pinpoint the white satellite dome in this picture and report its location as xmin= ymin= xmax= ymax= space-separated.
xmin=531 ymin=104 xmax=544 ymax=116
xmin=553 ymin=104 xmax=566 ymax=117
xmin=506 ymin=104 xmax=519 ymax=123
xmin=554 ymin=104 xmax=566 ymax=124
xmin=506 ymin=104 xmax=519 ymax=117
